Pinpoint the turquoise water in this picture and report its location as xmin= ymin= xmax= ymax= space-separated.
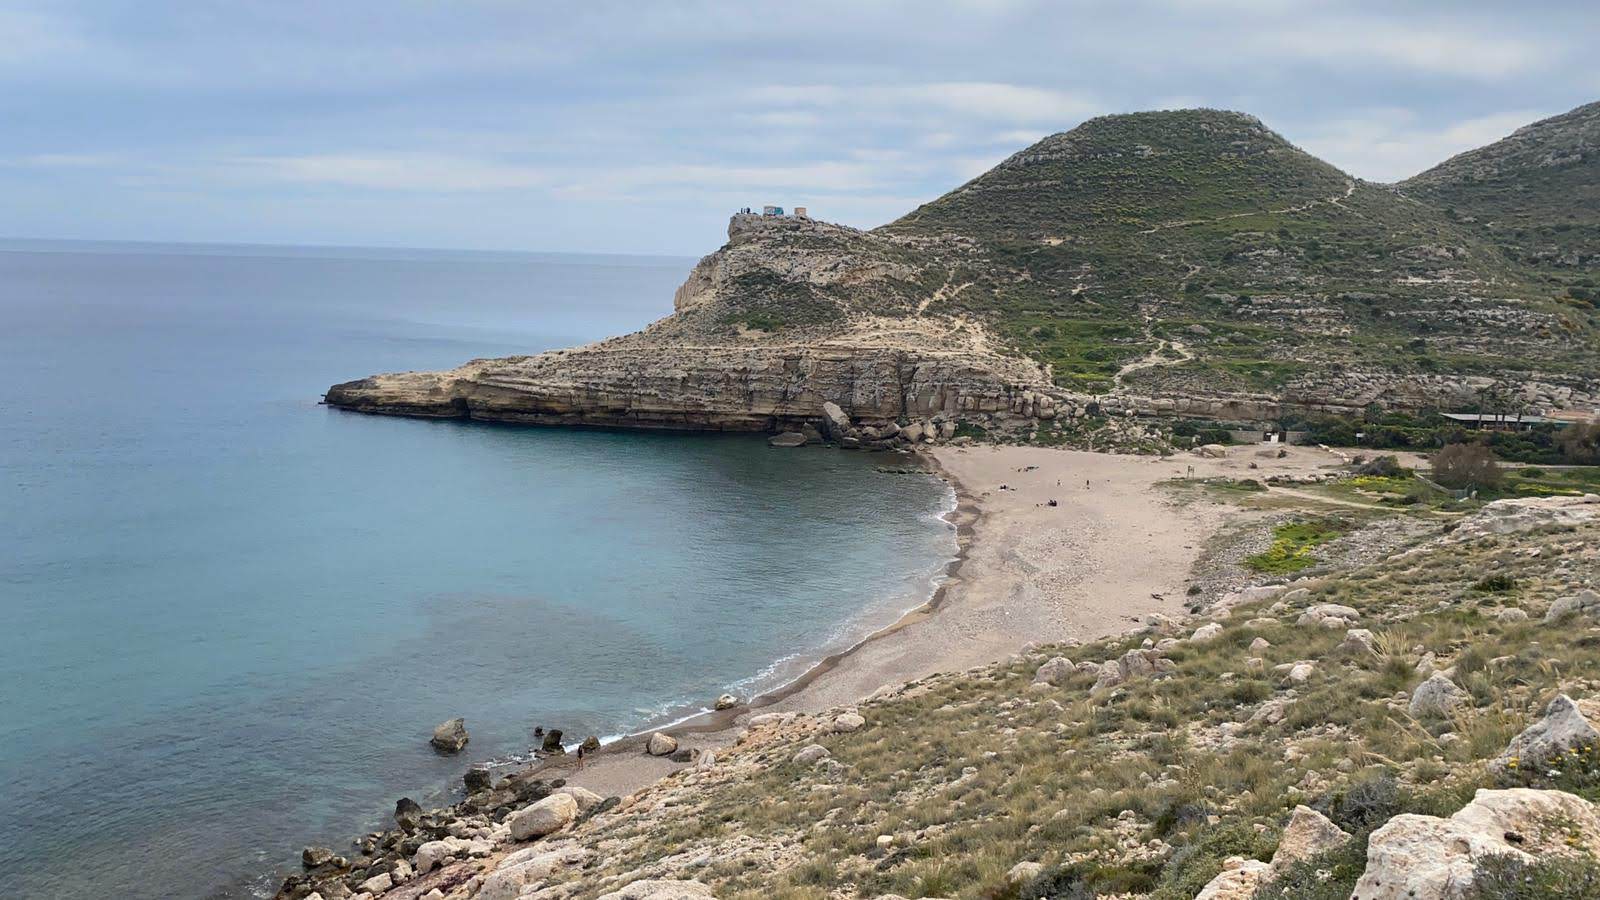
xmin=0 ymin=242 xmax=956 ymax=899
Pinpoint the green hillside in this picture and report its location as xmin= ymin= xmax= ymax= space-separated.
xmin=874 ymin=108 xmax=1598 ymax=395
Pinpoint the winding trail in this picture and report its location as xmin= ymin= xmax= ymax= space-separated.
xmin=1136 ymin=180 xmax=1356 ymax=235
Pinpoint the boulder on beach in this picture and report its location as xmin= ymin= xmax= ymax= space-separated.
xmin=540 ymin=728 xmax=565 ymax=754
xmin=646 ymin=732 xmax=679 ymax=756
xmin=714 ymin=693 xmax=739 ymax=710
xmin=508 ymin=791 xmax=578 ymax=841
xmin=430 ymin=717 xmax=469 ymax=753
xmin=580 ymin=734 xmax=602 ymax=752
xmin=768 ymin=432 xmax=807 ymax=448
xmin=394 ymin=797 xmax=423 ymax=831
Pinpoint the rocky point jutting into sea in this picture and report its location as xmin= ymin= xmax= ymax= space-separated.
xmin=326 ymin=105 xmax=1600 ymax=439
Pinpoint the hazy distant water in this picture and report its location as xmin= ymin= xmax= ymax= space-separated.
xmin=0 ymin=241 xmax=956 ymax=899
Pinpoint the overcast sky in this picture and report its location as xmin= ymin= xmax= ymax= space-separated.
xmin=2 ymin=1 xmax=1596 ymax=255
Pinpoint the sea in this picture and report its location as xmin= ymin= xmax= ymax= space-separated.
xmin=0 ymin=240 xmax=958 ymax=899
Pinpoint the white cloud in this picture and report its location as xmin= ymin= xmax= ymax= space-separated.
xmin=1261 ymin=23 xmax=1552 ymax=80
xmin=231 ymin=154 xmax=547 ymax=191
xmin=747 ymin=81 xmax=1097 ymax=124
xmin=1298 ymin=108 xmax=1548 ymax=182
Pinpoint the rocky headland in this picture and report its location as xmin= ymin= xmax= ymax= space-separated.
xmin=327 ymin=105 xmax=1600 ymax=440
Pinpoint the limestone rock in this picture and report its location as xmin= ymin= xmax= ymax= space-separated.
xmin=767 ymin=432 xmax=807 ymax=448
xmin=1006 ymin=861 xmax=1044 ymax=884
xmin=1409 ymin=673 xmax=1467 ymax=717
xmin=1297 ymin=604 xmax=1359 ymax=628
xmin=555 ymin=785 xmax=607 ymax=814
xmin=1034 ymin=656 xmax=1074 ymax=686
xmin=821 ymin=402 xmax=853 ymax=441
xmin=478 ymin=847 xmax=589 ymax=900
xmin=1190 ymin=622 xmax=1224 ymax=643
xmin=1270 ymin=805 xmax=1351 ymax=871
xmin=1351 ymin=788 xmax=1600 ymax=899
xmin=301 ymin=846 xmax=334 ymax=868
xmin=1496 ymin=606 xmax=1529 ymax=623
xmin=832 ymin=712 xmax=866 ymax=732
xmin=596 ymin=880 xmax=716 ymax=900
xmin=507 ymin=792 xmax=578 ymax=841
xmin=1546 ymin=588 xmax=1600 ymax=624
xmin=793 ymin=744 xmax=831 ymax=765
xmin=429 ymin=717 xmax=469 ymax=753
xmin=1491 ymin=694 xmax=1600 ymax=773
xmin=1338 ymin=628 xmax=1377 ymax=656
xmin=646 ymin=732 xmax=679 ymax=756
xmin=1195 ymin=856 xmax=1270 ymax=899
xmin=714 ymin=693 xmax=739 ymax=710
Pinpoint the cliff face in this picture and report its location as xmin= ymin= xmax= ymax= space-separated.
xmin=327 ymin=105 xmax=1600 ymax=433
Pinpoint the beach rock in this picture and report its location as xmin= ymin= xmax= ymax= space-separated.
xmin=1190 ymin=623 xmax=1224 ymax=643
xmin=646 ymin=732 xmax=679 ymax=756
xmin=793 ymin=744 xmax=831 ymax=765
xmin=1338 ymin=628 xmax=1377 ymax=656
xmin=1296 ymin=604 xmax=1359 ymax=628
xmin=413 ymin=839 xmax=459 ymax=875
xmin=302 ymin=846 xmax=335 ymax=869
xmin=1545 ymin=588 xmax=1600 ymax=624
xmin=1270 ymin=805 xmax=1351 ymax=871
xmin=1194 ymin=856 xmax=1269 ymax=899
xmin=1352 ymin=788 xmax=1600 ymax=899
xmin=507 ymin=792 xmax=578 ymax=841
xmin=1033 ymin=656 xmax=1074 ymax=686
xmin=696 ymin=749 xmax=717 ymax=771
xmin=832 ymin=712 xmax=865 ymax=733
xmin=430 ymin=717 xmax=469 ymax=753
xmin=1408 ymin=673 xmax=1467 ymax=717
xmin=768 ymin=431 xmax=808 ymax=448
xmin=596 ymin=879 xmax=716 ymax=900
xmin=540 ymin=728 xmax=566 ymax=754
xmin=580 ymin=735 xmax=602 ymax=752
xmin=669 ymin=748 xmax=694 ymax=763
xmin=358 ymin=872 xmax=392 ymax=895
xmin=394 ymin=797 xmax=423 ymax=831
xmin=821 ymin=402 xmax=852 ymax=441
xmin=714 ymin=693 xmax=739 ymax=710
xmin=463 ymin=766 xmax=493 ymax=793
xmin=555 ymin=785 xmax=606 ymax=814
xmin=1491 ymin=694 xmax=1600 ymax=773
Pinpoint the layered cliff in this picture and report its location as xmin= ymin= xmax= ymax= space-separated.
xmin=327 ymin=105 xmax=1600 ymax=433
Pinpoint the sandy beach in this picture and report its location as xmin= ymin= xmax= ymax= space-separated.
xmin=549 ymin=441 xmax=1353 ymax=797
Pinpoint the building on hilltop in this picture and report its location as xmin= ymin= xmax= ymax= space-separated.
xmin=755 ymin=205 xmax=810 ymax=218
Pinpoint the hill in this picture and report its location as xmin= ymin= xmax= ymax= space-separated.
xmin=326 ymin=105 xmax=1600 ymax=436
xmin=1400 ymin=100 xmax=1600 ymax=309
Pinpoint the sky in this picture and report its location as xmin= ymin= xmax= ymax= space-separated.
xmin=2 ymin=0 xmax=1597 ymax=256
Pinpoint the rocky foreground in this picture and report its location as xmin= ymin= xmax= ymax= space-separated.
xmin=276 ymin=491 xmax=1600 ymax=900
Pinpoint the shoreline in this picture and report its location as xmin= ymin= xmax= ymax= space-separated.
xmin=504 ymin=446 xmax=980 ymax=786
xmin=268 ymin=440 xmax=1357 ymax=895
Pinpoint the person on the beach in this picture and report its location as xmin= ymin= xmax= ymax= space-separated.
xmin=576 ymin=743 xmax=586 ymax=770
xmin=1084 ymin=478 xmax=1090 ymax=490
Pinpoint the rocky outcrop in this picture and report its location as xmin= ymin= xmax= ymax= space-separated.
xmin=1492 ymin=694 xmax=1600 ymax=773
xmin=430 ymin=718 xmax=469 ymax=753
xmin=507 ymin=792 xmax=578 ymax=841
xmin=1351 ymin=788 xmax=1600 ymax=899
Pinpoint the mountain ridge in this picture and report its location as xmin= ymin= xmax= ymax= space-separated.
xmin=326 ymin=103 xmax=1600 ymax=437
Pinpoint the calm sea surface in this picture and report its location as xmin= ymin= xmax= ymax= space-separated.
xmin=0 ymin=241 xmax=956 ymax=899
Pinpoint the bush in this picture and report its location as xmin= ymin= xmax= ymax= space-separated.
xmin=1357 ymin=455 xmax=1407 ymax=477
xmin=1471 ymin=574 xmax=1516 ymax=593
xmin=1467 ymin=853 xmax=1600 ymax=898
xmin=1432 ymin=442 xmax=1503 ymax=490
xmin=1558 ymin=421 xmax=1600 ymax=465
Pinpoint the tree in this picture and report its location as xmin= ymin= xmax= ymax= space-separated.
xmin=1558 ymin=420 xmax=1600 ymax=465
xmin=1431 ymin=442 xmax=1503 ymax=490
